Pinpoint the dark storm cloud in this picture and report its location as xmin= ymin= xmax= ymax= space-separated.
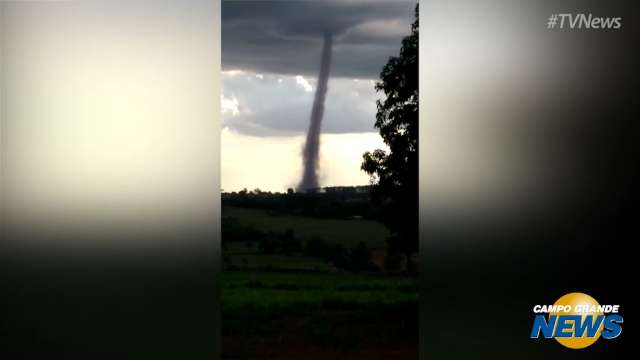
xmin=222 ymin=0 xmax=416 ymax=79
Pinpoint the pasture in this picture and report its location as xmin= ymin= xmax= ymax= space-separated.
xmin=223 ymin=206 xmax=389 ymax=249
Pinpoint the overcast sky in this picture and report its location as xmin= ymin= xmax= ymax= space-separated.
xmin=222 ymin=0 xmax=416 ymax=78
xmin=221 ymin=0 xmax=416 ymax=191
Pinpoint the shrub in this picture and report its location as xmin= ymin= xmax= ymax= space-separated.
xmin=330 ymin=245 xmax=351 ymax=270
xmin=350 ymin=242 xmax=377 ymax=272
xmin=281 ymin=229 xmax=302 ymax=255
xmin=258 ymin=236 xmax=280 ymax=254
xmin=384 ymin=252 xmax=404 ymax=272
xmin=305 ymin=237 xmax=329 ymax=258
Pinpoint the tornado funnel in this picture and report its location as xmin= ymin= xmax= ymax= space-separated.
xmin=298 ymin=33 xmax=333 ymax=192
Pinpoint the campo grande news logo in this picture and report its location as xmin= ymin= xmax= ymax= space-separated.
xmin=530 ymin=292 xmax=623 ymax=349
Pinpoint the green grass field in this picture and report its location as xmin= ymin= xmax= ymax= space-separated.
xmin=223 ymin=206 xmax=389 ymax=249
xmin=223 ymin=270 xmax=418 ymax=356
xmin=222 ymin=205 xmax=417 ymax=358
xmin=225 ymin=249 xmax=333 ymax=271
xmin=223 ymin=271 xmax=417 ymax=312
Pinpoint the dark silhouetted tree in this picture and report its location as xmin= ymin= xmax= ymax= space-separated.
xmin=362 ymin=4 xmax=418 ymax=271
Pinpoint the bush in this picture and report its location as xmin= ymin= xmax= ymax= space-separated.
xmin=259 ymin=236 xmax=280 ymax=254
xmin=330 ymin=245 xmax=351 ymax=270
xmin=350 ymin=242 xmax=377 ymax=272
xmin=384 ymin=252 xmax=404 ymax=272
xmin=305 ymin=237 xmax=329 ymax=258
xmin=281 ymin=229 xmax=302 ymax=255
xmin=406 ymin=254 xmax=418 ymax=275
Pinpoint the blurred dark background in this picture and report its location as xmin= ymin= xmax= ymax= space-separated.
xmin=420 ymin=1 xmax=637 ymax=358
xmin=1 ymin=233 xmax=219 ymax=359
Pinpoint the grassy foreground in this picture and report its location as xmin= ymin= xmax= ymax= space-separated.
xmin=222 ymin=205 xmax=417 ymax=359
xmin=223 ymin=271 xmax=418 ymax=359
xmin=223 ymin=271 xmax=417 ymax=312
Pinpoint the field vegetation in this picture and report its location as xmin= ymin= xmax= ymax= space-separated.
xmin=222 ymin=193 xmax=417 ymax=358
